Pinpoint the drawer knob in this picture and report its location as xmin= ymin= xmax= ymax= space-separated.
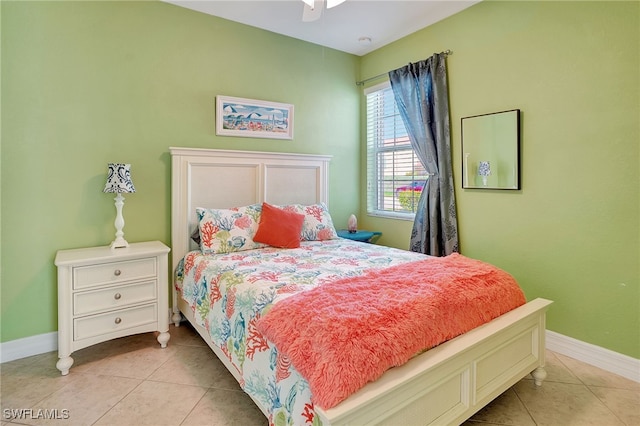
xmin=114 ymin=293 xmax=122 ymax=300
xmin=114 ymin=269 xmax=122 ymax=277
xmin=115 ymin=317 xmax=122 ymax=324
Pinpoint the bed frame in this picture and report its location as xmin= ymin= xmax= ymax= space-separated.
xmin=169 ymin=147 xmax=552 ymax=426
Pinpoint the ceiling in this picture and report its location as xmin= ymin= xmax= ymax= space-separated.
xmin=162 ymin=0 xmax=480 ymax=56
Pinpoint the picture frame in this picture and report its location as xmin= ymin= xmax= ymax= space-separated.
xmin=216 ymin=96 xmax=294 ymax=140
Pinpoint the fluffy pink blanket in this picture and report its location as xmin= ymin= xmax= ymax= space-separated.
xmin=256 ymin=253 xmax=526 ymax=409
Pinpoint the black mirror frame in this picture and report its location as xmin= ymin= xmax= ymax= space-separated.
xmin=461 ymin=109 xmax=521 ymax=190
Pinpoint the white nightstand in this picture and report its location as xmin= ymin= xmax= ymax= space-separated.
xmin=54 ymin=241 xmax=171 ymax=375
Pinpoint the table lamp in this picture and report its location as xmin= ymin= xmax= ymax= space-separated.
xmin=478 ymin=161 xmax=491 ymax=186
xmin=103 ymin=163 xmax=136 ymax=249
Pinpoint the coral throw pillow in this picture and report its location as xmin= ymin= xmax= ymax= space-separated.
xmin=254 ymin=202 xmax=305 ymax=248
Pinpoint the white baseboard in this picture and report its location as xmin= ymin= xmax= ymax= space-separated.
xmin=2 ymin=329 xmax=638 ymax=384
xmin=0 ymin=309 xmax=174 ymax=363
xmin=546 ymin=330 xmax=640 ymax=383
xmin=0 ymin=331 xmax=58 ymax=363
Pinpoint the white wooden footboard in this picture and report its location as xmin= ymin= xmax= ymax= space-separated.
xmin=315 ymin=298 xmax=552 ymax=426
xmin=175 ymin=296 xmax=551 ymax=425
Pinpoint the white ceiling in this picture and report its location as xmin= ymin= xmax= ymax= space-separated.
xmin=162 ymin=0 xmax=480 ymax=56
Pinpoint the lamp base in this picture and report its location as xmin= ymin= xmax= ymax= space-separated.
xmin=110 ymin=193 xmax=129 ymax=249
xmin=110 ymin=237 xmax=129 ymax=249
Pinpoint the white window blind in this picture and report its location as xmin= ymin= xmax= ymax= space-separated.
xmin=365 ymin=82 xmax=428 ymax=219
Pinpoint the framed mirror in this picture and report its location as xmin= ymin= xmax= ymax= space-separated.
xmin=461 ymin=109 xmax=520 ymax=190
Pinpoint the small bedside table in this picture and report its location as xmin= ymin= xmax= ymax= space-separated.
xmin=54 ymin=241 xmax=171 ymax=375
xmin=337 ymin=230 xmax=382 ymax=244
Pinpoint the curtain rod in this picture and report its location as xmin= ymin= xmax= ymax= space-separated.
xmin=355 ymin=49 xmax=452 ymax=86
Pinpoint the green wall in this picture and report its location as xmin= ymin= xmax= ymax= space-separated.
xmin=2 ymin=0 xmax=639 ymax=361
xmin=1 ymin=1 xmax=360 ymax=342
xmin=359 ymin=1 xmax=639 ymax=358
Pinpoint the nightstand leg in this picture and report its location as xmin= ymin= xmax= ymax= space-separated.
xmin=172 ymin=310 xmax=182 ymax=327
xmin=157 ymin=331 xmax=170 ymax=348
xmin=56 ymin=356 xmax=74 ymax=376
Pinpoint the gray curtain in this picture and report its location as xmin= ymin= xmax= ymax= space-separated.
xmin=389 ymin=53 xmax=459 ymax=256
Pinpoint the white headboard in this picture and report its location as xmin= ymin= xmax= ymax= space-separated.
xmin=170 ymin=147 xmax=332 ymax=272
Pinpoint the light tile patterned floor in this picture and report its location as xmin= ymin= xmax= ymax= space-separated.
xmin=1 ymin=324 xmax=638 ymax=425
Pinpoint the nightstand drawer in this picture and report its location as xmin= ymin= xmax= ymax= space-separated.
xmin=73 ymin=280 xmax=157 ymax=316
xmin=74 ymin=303 xmax=157 ymax=341
xmin=73 ymin=258 xmax=156 ymax=290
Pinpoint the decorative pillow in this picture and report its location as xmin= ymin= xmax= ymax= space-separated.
xmin=254 ymin=203 xmax=305 ymax=248
xmin=281 ymin=203 xmax=338 ymax=241
xmin=196 ymin=204 xmax=266 ymax=254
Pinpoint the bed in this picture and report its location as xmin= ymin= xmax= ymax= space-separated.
xmin=170 ymin=147 xmax=552 ymax=426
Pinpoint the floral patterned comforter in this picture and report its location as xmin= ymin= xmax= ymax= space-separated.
xmin=175 ymin=238 xmax=426 ymax=426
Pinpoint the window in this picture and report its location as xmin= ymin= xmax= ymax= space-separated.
xmin=365 ymin=82 xmax=428 ymax=219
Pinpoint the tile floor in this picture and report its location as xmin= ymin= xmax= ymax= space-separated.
xmin=1 ymin=323 xmax=638 ymax=426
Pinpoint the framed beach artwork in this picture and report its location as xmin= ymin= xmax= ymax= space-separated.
xmin=216 ymin=96 xmax=294 ymax=140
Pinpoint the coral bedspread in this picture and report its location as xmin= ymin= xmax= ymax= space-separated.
xmin=256 ymin=253 xmax=526 ymax=409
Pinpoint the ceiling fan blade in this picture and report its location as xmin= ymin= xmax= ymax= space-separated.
xmin=326 ymin=0 xmax=345 ymax=8
xmin=302 ymin=0 xmax=323 ymax=22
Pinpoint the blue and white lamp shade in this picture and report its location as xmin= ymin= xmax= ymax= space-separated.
xmin=103 ymin=163 xmax=136 ymax=193
xmin=477 ymin=161 xmax=491 ymax=177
